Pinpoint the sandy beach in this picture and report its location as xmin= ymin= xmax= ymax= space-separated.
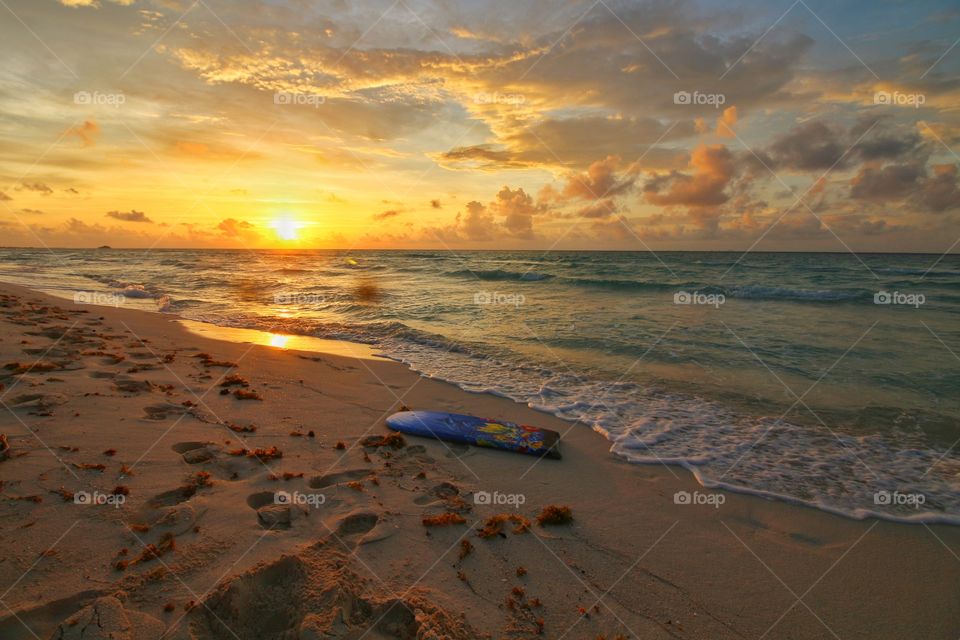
xmin=0 ymin=281 xmax=956 ymax=639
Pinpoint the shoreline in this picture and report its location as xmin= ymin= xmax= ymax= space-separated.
xmin=0 ymin=281 xmax=958 ymax=639
xmin=48 ymin=281 xmax=960 ymax=528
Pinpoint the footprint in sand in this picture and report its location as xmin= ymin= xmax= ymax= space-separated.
xmin=172 ymin=441 xmax=216 ymax=464
xmin=308 ymin=469 xmax=371 ymax=489
xmin=247 ymin=491 xmax=293 ymax=529
xmin=413 ymin=481 xmax=462 ymax=505
xmin=334 ymin=509 xmax=379 ymax=536
xmin=147 ymin=486 xmax=198 ymax=508
xmin=144 ymin=402 xmax=199 ymax=420
xmin=171 ymin=441 xmax=261 ymax=480
xmin=113 ymin=376 xmax=154 ymax=393
xmin=6 ymin=392 xmax=68 ymax=411
xmin=443 ymin=443 xmax=475 ymax=459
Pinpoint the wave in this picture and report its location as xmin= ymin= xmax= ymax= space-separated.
xmin=447 ymin=269 xmax=554 ymax=282
xmin=725 ymin=285 xmax=865 ymax=302
xmin=556 ymin=277 xmax=868 ymax=302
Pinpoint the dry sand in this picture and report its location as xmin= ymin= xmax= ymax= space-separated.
xmin=0 ymin=281 xmax=957 ymax=639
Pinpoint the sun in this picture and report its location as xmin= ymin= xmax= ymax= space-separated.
xmin=269 ymin=217 xmax=303 ymax=242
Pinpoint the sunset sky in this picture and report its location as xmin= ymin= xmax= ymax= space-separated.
xmin=0 ymin=0 xmax=958 ymax=251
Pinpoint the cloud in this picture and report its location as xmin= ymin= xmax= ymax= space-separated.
xmin=489 ymin=186 xmax=541 ymax=239
xmin=850 ymin=163 xmax=925 ymax=200
xmin=18 ymin=183 xmax=54 ymax=195
xmin=439 ymin=145 xmax=523 ymax=170
xmin=560 ymin=156 xmax=637 ymax=200
xmin=217 ymin=218 xmax=257 ymax=238
xmin=373 ymin=210 xmax=400 ymax=221
xmin=574 ymin=199 xmax=618 ymax=219
xmin=457 ymin=201 xmax=497 ymax=241
xmin=0 ymin=191 xmax=10 ymax=201
xmin=430 ymin=199 xmax=442 ymax=209
xmin=430 ymin=185 xmax=546 ymax=242
xmin=921 ymin=164 xmax=960 ymax=212
xmin=767 ymin=122 xmax=848 ymax=171
xmin=65 ymin=120 xmax=100 ymax=147
xmin=715 ymin=106 xmax=738 ymax=138
xmin=849 ymin=161 xmax=960 ymax=212
xmin=644 ymin=144 xmax=736 ymax=208
xmin=106 ymin=210 xmax=153 ymax=223
xmin=20 ymin=208 xmax=44 ymax=215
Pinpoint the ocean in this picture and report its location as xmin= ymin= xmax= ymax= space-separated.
xmin=1 ymin=248 xmax=957 ymax=523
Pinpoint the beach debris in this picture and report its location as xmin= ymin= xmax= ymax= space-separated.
xmin=229 ymin=446 xmax=282 ymax=462
xmin=103 ymin=448 xmax=117 ymax=456
xmin=72 ymin=462 xmax=106 ymax=471
xmin=477 ymin=513 xmax=531 ymax=538
xmin=219 ymin=374 xmax=249 ymax=387
xmin=516 ymin=566 xmax=527 ymax=577
xmin=3 ymin=360 xmax=59 ymax=374
xmin=178 ymin=471 xmax=213 ymax=499
xmin=232 ymin=388 xmax=262 ymax=400
xmin=459 ymin=539 xmax=473 ymax=559
xmin=133 ymin=532 xmax=176 ymax=564
xmin=334 ymin=441 xmax=346 ymax=450
xmin=361 ymin=432 xmax=406 ymax=449
xmin=0 ymin=433 xmax=8 ymax=461
xmin=51 ymin=487 xmax=74 ymax=502
xmin=422 ymin=512 xmax=467 ymax=527
xmin=536 ymin=504 xmax=573 ymax=526
xmin=226 ymin=422 xmax=256 ymax=433
xmin=268 ymin=471 xmax=304 ymax=481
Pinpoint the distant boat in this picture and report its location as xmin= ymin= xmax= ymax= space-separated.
xmin=97 ymin=245 xmax=112 ymax=249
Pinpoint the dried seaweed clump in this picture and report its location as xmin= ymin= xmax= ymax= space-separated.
xmin=477 ymin=514 xmax=531 ymax=538
xmin=536 ymin=504 xmax=573 ymax=526
xmin=361 ymin=432 xmax=406 ymax=449
xmin=422 ymin=512 xmax=467 ymax=527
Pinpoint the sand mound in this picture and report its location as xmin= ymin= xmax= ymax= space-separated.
xmin=49 ymin=596 xmax=164 ymax=640
xmin=188 ymin=550 xmax=475 ymax=640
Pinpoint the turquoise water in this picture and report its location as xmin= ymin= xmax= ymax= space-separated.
xmin=1 ymin=249 xmax=957 ymax=522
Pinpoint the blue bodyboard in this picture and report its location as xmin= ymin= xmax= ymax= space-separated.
xmin=385 ymin=410 xmax=561 ymax=459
